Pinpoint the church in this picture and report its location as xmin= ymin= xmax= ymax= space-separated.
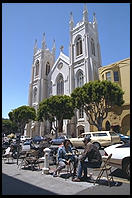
xmin=26 ymin=4 xmax=102 ymax=138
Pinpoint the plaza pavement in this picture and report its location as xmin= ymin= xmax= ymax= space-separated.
xmin=2 ymin=158 xmax=130 ymax=195
xmin=2 ymin=159 xmax=97 ymax=195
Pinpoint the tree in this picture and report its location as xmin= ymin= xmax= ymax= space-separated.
xmin=71 ymin=80 xmax=124 ymax=131
xmin=2 ymin=118 xmax=17 ymax=136
xmin=8 ymin=105 xmax=36 ymax=136
xmin=37 ymin=95 xmax=75 ymax=138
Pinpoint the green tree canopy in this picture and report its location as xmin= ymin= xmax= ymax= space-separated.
xmin=8 ymin=105 xmax=36 ymax=135
xmin=2 ymin=118 xmax=17 ymax=136
xmin=71 ymin=80 xmax=124 ymax=131
xmin=37 ymin=95 xmax=75 ymax=138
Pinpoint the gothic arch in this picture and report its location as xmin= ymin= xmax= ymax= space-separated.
xmin=46 ymin=61 xmax=50 ymax=75
xmin=33 ymin=87 xmax=37 ymax=102
xmin=74 ymin=35 xmax=83 ymax=56
xmin=35 ymin=60 xmax=39 ymax=76
xmin=77 ymin=124 xmax=85 ymax=136
xmin=76 ymin=69 xmax=84 ymax=87
xmin=121 ymin=114 xmax=130 ymax=135
xmin=56 ymin=73 xmax=64 ymax=95
xmin=105 ymin=120 xmax=111 ymax=131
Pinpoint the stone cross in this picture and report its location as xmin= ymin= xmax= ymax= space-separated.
xmin=60 ymin=45 xmax=64 ymax=52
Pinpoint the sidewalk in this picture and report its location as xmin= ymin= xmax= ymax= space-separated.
xmin=2 ymin=159 xmax=96 ymax=195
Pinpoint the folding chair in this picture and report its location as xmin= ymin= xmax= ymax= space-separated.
xmin=94 ymin=153 xmax=114 ymax=187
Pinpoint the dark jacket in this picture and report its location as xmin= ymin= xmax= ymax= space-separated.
xmin=80 ymin=142 xmax=102 ymax=163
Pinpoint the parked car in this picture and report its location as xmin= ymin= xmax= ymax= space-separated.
xmin=49 ymin=136 xmax=68 ymax=145
xmin=32 ymin=136 xmax=44 ymax=143
xmin=20 ymin=136 xmax=31 ymax=142
xmin=118 ymin=133 xmax=130 ymax=144
xmin=103 ymin=142 xmax=130 ymax=179
xmin=69 ymin=131 xmax=121 ymax=149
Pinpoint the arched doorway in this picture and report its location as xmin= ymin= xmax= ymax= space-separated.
xmin=77 ymin=125 xmax=84 ymax=136
xmin=121 ymin=114 xmax=130 ymax=135
xmin=105 ymin=121 xmax=111 ymax=131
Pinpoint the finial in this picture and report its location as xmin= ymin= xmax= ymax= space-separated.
xmin=42 ymin=32 xmax=46 ymax=49
xmin=34 ymin=39 xmax=38 ymax=54
xmin=69 ymin=11 xmax=74 ymax=30
xmin=60 ymin=45 xmax=64 ymax=52
xmin=83 ymin=3 xmax=88 ymax=22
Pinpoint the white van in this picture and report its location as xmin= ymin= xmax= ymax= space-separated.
xmin=69 ymin=131 xmax=121 ymax=149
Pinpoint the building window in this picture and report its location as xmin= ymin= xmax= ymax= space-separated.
xmin=77 ymin=71 xmax=84 ymax=87
xmin=76 ymin=37 xmax=82 ymax=56
xmin=91 ymin=38 xmax=95 ymax=56
xmin=102 ymin=74 xmax=104 ymax=80
xmin=46 ymin=62 xmax=50 ymax=75
xmin=79 ymin=107 xmax=84 ymax=118
xmin=35 ymin=60 xmax=39 ymax=76
xmin=33 ymin=87 xmax=37 ymax=102
xmin=106 ymin=71 xmax=111 ymax=81
xmin=57 ymin=75 xmax=64 ymax=95
xmin=49 ymin=81 xmax=52 ymax=96
xmin=113 ymin=71 xmax=119 ymax=82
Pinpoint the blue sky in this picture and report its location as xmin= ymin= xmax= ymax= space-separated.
xmin=2 ymin=3 xmax=130 ymax=119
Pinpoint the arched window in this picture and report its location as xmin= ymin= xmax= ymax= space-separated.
xmin=33 ymin=87 xmax=37 ymax=102
xmin=49 ymin=81 xmax=52 ymax=96
xmin=76 ymin=37 xmax=82 ymax=56
xmin=35 ymin=60 xmax=39 ymax=76
xmin=57 ymin=74 xmax=64 ymax=95
xmin=79 ymin=107 xmax=84 ymax=118
xmin=91 ymin=38 xmax=95 ymax=56
xmin=77 ymin=70 xmax=84 ymax=87
xmin=46 ymin=62 xmax=50 ymax=75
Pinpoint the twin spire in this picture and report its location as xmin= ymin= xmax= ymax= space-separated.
xmin=34 ymin=33 xmax=56 ymax=55
xmin=69 ymin=3 xmax=97 ymax=30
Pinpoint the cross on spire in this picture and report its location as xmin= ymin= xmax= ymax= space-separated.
xmin=60 ymin=45 xmax=64 ymax=52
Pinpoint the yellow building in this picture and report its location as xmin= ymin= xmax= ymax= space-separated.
xmin=98 ymin=57 xmax=130 ymax=135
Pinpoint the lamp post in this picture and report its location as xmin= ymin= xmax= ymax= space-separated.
xmin=16 ymin=132 xmax=21 ymax=165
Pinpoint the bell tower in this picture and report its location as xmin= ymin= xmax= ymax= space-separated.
xmin=69 ymin=4 xmax=102 ymax=93
xmin=69 ymin=4 xmax=102 ymax=135
xmin=28 ymin=33 xmax=55 ymax=137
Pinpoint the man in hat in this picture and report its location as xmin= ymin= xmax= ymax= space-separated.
xmin=53 ymin=139 xmax=78 ymax=177
xmin=72 ymin=135 xmax=102 ymax=182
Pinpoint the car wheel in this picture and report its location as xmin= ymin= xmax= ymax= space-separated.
xmin=93 ymin=142 xmax=101 ymax=150
xmin=123 ymin=159 xmax=130 ymax=179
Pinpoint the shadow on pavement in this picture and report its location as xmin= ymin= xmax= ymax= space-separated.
xmin=2 ymin=173 xmax=58 ymax=195
xmin=110 ymin=168 xmax=129 ymax=180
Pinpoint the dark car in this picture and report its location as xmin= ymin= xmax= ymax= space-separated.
xmin=49 ymin=136 xmax=68 ymax=145
xmin=32 ymin=136 xmax=44 ymax=143
xmin=119 ymin=133 xmax=130 ymax=144
xmin=2 ymin=141 xmax=10 ymax=153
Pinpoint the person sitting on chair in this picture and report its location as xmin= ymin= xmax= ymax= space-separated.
xmin=53 ymin=139 xmax=78 ymax=177
xmin=72 ymin=135 xmax=102 ymax=182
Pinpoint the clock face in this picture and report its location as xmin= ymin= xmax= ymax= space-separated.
xmin=57 ymin=62 xmax=63 ymax=70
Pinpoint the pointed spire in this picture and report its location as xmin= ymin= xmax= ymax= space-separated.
xmin=83 ymin=3 xmax=88 ymax=22
xmin=69 ymin=12 xmax=74 ymax=30
xmin=52 ymin=39 xmax=56 ymax=56
xmin=93 ymin=12 xmax=97 ymax=23
xmin=34 ymin=39 xmax=38 ymax=54
xmin=93 ymin=12 xmax=98 ymax=30
xmin=42 ymin=32 xmax=46 ymax=49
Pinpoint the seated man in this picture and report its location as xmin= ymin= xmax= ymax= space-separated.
xmin=72 ymin=136 xmax=102 ymax=182
xmin=53 ymin=139 xmax=78 ymax=177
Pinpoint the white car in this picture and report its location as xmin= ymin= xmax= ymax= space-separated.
xmin=103 ymin=142 xmax=130 ymax=178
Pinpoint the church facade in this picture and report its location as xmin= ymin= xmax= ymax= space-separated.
xmin=26 ymin=5 xmax=102 ymax=138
